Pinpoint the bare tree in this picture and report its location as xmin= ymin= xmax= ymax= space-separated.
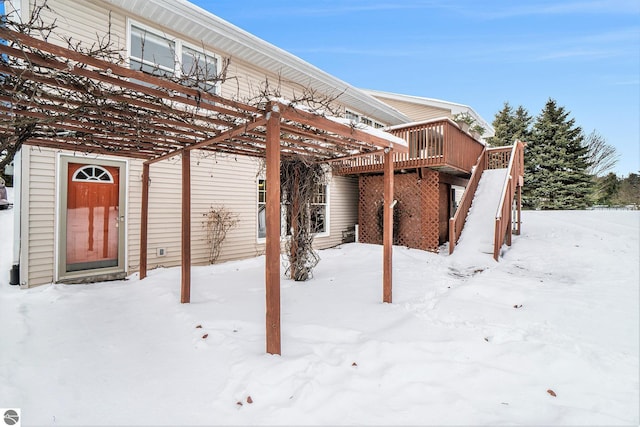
xmin=583 ymin=130 xmax=619 ymax=177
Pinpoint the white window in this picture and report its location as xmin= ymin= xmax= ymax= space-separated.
xmin=257 ymin=180 xmax=328 ymax=238
xmin=181 ymin=45 xmax=218 ymax=93
xmin=345 ymin=110 xmax=360 ymax=123
xmin=310 ymin=184 xmax=327 ymax=234
xmin=257 ymin=179 xmax=267 ymax=238
xmin=128 ymin=22 xmax=219 ymax=94
xmin=130 ymin=25 xmax=176 ymax=78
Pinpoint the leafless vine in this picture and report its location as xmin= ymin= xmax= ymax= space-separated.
xmin=280 ymin=156 xmax=329 ymax=281
xmin=202 ymin=206 xmax=239 ymax=264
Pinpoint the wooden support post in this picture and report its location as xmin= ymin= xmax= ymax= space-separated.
xmin=448 ymin=217 xmax=456 ymax=255
xmin=181 ymin=150 xmax=191 ymax=304
xmin=265 ymin=104 xmax=282 ymax=355
xmin=139 ymin=162 xmax=149 ymax=280
xmin=493 ymin=218 xmax=501 ymax=261
xmin=383 ymin=148 xmax=394 ymax=303
xmin=516 ymin=184 xmax=522 ymax=235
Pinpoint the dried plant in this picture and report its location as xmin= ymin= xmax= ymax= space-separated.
xmin=280 ymin=156 xmax=328 ymax=281
xmin=202 ymin=206 xmax=238 ymax=264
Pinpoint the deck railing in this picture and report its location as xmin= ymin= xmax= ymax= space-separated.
xmin=486 ymin=146 xmax=513 ymax=169
xmin=449 ymin=148 xmax=487 ymax=254
xmin=333 ymin=119 xmax=485 ymax=175
xmin=493 ymin=141 xmax=525 ymax=260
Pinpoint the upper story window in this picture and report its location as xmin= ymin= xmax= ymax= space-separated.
xmin=345 ymin=110 xmax=360 ymax=123
xmin=130 ymin=25 xmax=176 ymax=78
xmin=345 ymin=110 xmax=384 ymax=129
xmin=181 ymin=45 xmax=219 ymax=93
xmin=129 ymin=22 xmax=219 ymax=94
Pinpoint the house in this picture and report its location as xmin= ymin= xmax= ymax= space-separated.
xmin=3 ymin=0 xmax=518 ymax=293
xmin=2 ymin=0 xmax=525 ymax=355
xmin=2 ymin=0 xmax=408 ymax=288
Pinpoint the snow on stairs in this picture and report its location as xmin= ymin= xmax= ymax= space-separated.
xmin=454 ymin=168 xmax=508 ymax=255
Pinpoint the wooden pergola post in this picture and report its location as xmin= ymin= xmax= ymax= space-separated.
xmin=265 ymin=103 xmax=282 ymax=355
xmin=139 ymin=162 xmax=149 ymax=280
xmin=383 ymin=148 xmax=394 ymax=303
xmin=181 ymin=150 xmax=191 ymax=304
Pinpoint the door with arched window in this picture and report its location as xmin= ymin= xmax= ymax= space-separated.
xmin=58 ymin=157 xmax=127 ymax=281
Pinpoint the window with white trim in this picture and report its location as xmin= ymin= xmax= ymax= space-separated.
xmin=129 ymin=23 xmax=219 ymax=94
xmin=310 ymin=184 xmax=327 ymax=233
xmin=181 ymin=45 xmax=219 ymax=93
xmin=130 ymin=25 xmax=176 ymax=79
xmin=257 ymin=180 xmax=328 ymax=238
xmin=345 ymin=110 xmax=360 ymax=123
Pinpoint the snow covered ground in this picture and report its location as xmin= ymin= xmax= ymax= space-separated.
xmin=0 ymin=185 xmax=638 ymax=425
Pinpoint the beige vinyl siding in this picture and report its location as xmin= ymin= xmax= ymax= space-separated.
xmin=35 ymin=0 xmax=126 ymax=51
xmin=314 ymin=175 xmax=358 ymax=249
xmin=138 ymin=152 xmax=264 ymax=272
xmin=125 ymin=160 xmax=143 ymax=273
xmin=371 ymin=96 xmax=451 ymax=122
xmin=23 ymin=147 xmax=56 ymax=286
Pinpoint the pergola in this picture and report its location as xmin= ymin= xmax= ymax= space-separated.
xmin=0 ymin=28 xmax=408 ymax=354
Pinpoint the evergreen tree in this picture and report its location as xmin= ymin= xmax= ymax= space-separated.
xmin=615 ymin=173 xmax=640 ymax=206
xmin=513 ymin=106 xmax=533 ymax=142
xmin=593 ymin=173 xmax=620 ymax=205
xmin=486 ymin=102 xmax=515 ymax=147
xmin=486 ymin=102 xmax=532 ymax=146
xmin=523 ymin=98 xmax=592 ymax=209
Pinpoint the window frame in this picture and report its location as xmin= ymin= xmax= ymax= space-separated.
xmin=256 ymin=178 xmax=330 ymax=241
xmin=127 ymin=19 xmax=221 ymax=95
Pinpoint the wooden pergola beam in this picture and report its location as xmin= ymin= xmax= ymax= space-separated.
xmin=0 ymin=27 xmax=258 ymax=118
xmin=144 ymin=117 xmax=267 ymax=165
xmin=279 ymin=103 xmax=402 ymax=152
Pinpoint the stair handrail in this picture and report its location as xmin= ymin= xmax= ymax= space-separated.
xmin=449 ymin=147 xmax=487 ymax=254
xmin=493 ymin=140 xmax=525 ymax=260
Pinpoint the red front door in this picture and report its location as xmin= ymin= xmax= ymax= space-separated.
xmin=66 ymin=163 xmax=120 ymax=272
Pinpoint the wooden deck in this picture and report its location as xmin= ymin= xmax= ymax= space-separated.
xmin=333 ymin=119 xmax=486 ymax=176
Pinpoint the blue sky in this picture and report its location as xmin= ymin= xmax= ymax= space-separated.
xmin=192 ymin=0 xmax=640 ymax=176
